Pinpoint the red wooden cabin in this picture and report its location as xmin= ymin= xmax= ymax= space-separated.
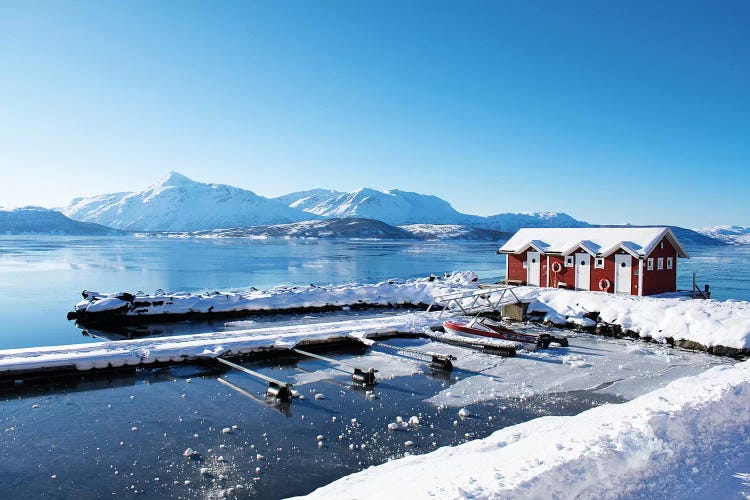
xmin=497 ymin=227 xmax=689 ymax=296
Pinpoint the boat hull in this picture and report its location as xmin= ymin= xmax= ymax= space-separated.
xmin=443 ymin=319 xmax=559 ymax=347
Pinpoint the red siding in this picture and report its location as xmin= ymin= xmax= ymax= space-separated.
xmin=641 ymin=237 xmax=678 ymax=295
xmin=504 ymin=235 xmax=680 ymax=296
xmin=548 ymin=255 xmax=571 ymax=289
xmin=507 ymin=253 xmax=527 ymax=284
xmin=590 ymin=254 xmax=616 ymax=293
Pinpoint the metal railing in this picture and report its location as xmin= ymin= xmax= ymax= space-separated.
xmin=426 ymin=285 xmax=522 ymax=317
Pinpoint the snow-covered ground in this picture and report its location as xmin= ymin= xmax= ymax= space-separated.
xmin=299 ymin=359 xmax=750 ymax=499
xmin=522 ymin=287 xmax=750 ymax=350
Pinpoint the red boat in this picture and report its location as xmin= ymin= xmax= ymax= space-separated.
xmin=442 ymin=318 xmax=568 ymax=348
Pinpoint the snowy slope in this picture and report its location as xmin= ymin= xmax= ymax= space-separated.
xmin=399 ymin=224 xmax=511 ymax=241
xmin=167 ymin=218 xmax=416 ymax=240
xmin=276 ymin=188 xmax=482 ymax=226
xmin=695 ymin=225 xmax=750 ymax=245
xmin=301 ymin=360 xmax=750 ymax=500
xmin=277 ymin=188 xmax=587 ymax=230
xmin=61 ymin=172 xmax=312 ymax=231
xmin=274 ymin=189 xmax=346 ymax=211
xmin=482 ymin=211 xmax=589 ymax=231
xmin=0 ymin=207 xmax=123 ymax=235
xmin=158 ymin=220 xmax=511 ymax=241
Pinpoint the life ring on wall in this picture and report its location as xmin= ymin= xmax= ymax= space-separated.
xmin=551 ymin=262 xmax=562 ymax=273
xmin=598 ymin=278 xmax=611 ymax=291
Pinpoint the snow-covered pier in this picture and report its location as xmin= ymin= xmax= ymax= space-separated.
xmin=0 ymin=314 xmax=441 ymax=381
xmin=68 ymin=273 xmax=480 ymax=326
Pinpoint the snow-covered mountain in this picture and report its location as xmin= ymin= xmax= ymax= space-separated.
xmin=694 ymin=225 xmax=750 ymax=245
xmin=61 ymin=172 xmax=312 ymax=231
xmin=480 ymin=212 xmax=588 ymax=232
xmin=0 ymin=207 xmax=124 ymax=235
xmin=399 ymin=224 xmax=512 ymax=241
xmin=276 ymin=188 xmax=589 ymax=231
xmin=275 ymin=188 xmax=482 ymax=226
xmin=274 ymin=189 xmax=346 ymax=211
xmin=161 ymin=218 xmax=415 ymax=240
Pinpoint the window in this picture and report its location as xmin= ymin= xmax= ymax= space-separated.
xmin=522 ymin=260 xmax=528 ymax=269
xmin=657 ymin=257 xmax=664 ymax=270
xmin=667 ymin=257 xmax=673 ymax=270
xmin=647 ymin=258 xmax=654 ymax=271
xmin=594 ymin=257 xmax=604 ymax=269
xmin=565 ymin=256 xmax=574 ymax=267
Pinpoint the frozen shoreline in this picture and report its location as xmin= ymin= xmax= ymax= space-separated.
xmin=299 ymin=359 xmax=750 ymax=499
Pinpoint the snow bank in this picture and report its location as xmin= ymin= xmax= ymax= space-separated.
xmin=299 ymin=360 xmax=750 ymax=499
xmin=523 ymin=288 xmax=750 ymax=349
xmin=72 ymin=272 xmax=479 ymax=320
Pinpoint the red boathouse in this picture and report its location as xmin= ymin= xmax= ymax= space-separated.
xmin=497 ymin=227 xmax=689 ymax=296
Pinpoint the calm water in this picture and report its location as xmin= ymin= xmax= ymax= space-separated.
xmin=0 ymin=236 xmax=748 ymax=350
xmin=0 ymin=337 xmax=628 ymax=500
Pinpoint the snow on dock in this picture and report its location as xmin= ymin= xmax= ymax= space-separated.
xmin=0 ymin=313 xmax=441 ymax=378
xmin=70 ymin=272 xmax=480 ymax=324
xmin=299 ymin=359 xmax=750 ymax=499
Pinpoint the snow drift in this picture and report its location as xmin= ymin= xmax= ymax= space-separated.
xmin=299 ymin=359 xmax=750 ymax=499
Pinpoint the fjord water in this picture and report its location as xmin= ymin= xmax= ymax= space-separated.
xmin=0 ymin=236 xmax=747 ymax=350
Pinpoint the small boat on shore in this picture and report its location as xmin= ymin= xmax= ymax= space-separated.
xmin=443 ymin=318 xmax=568 ymax=349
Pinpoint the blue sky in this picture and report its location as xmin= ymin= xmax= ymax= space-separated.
xmin=1 ymin=1 xmax=748 ymax=227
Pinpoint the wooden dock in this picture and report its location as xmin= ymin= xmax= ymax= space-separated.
xmin=0 ymin=314 xmax=442 ymax=381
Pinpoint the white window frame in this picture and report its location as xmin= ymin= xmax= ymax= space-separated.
xmin=564 ymin=255 xmax=574 ymax=267
xmin=522 ymin=260 xmax=528 ymax=269
xmin=647 ymin=258 xmax=654 ymax=271
xmin=657 ymin=257 xmax=664 ymax=270
xmin=594 ymin=257 xmax=604 ymax=269
xmin=667 ymin=257 xmax=673 ymax=270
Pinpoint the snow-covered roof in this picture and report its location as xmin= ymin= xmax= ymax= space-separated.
xmin=498 ymin=227 xmax=689 ymax=258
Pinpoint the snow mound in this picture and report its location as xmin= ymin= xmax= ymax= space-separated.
xmin=298 ymin=360 xmax=750 ymax=499
xmin=525 ymin=288 xmax=750 ymax=349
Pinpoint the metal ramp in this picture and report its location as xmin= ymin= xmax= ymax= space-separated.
xmin=426 ymin=285 xmax=522 ymax=317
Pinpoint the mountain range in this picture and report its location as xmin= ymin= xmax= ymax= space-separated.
xmin=0 ymin=172 xmax=740 ymax=244
xmin=58 ymin=171 xmax=589 ymax=233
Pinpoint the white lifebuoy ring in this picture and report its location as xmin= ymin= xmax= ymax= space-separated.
xmin=551 ymin=262 xmax=562 ymax=273
xmin=599 ymin=278 xmax=611 ymax=291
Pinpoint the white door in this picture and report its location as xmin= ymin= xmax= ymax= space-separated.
xmin=527 ymin=251 xmax=541 ymax=286
xmin=615 ymin=254 xmax=632 ymax=294
xmin=574 ymin=253 xmax=590 ymax=290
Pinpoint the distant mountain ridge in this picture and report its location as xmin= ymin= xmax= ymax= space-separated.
xmin=0 ymin=207 xmax=124 ymax=235
xmin=145 ymin=218 xmax=513 ymax=241
xmin=694 ymin=225 xmax=750 ymax=245
xmin=275 ymin=188 xmax=481 ymax=226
